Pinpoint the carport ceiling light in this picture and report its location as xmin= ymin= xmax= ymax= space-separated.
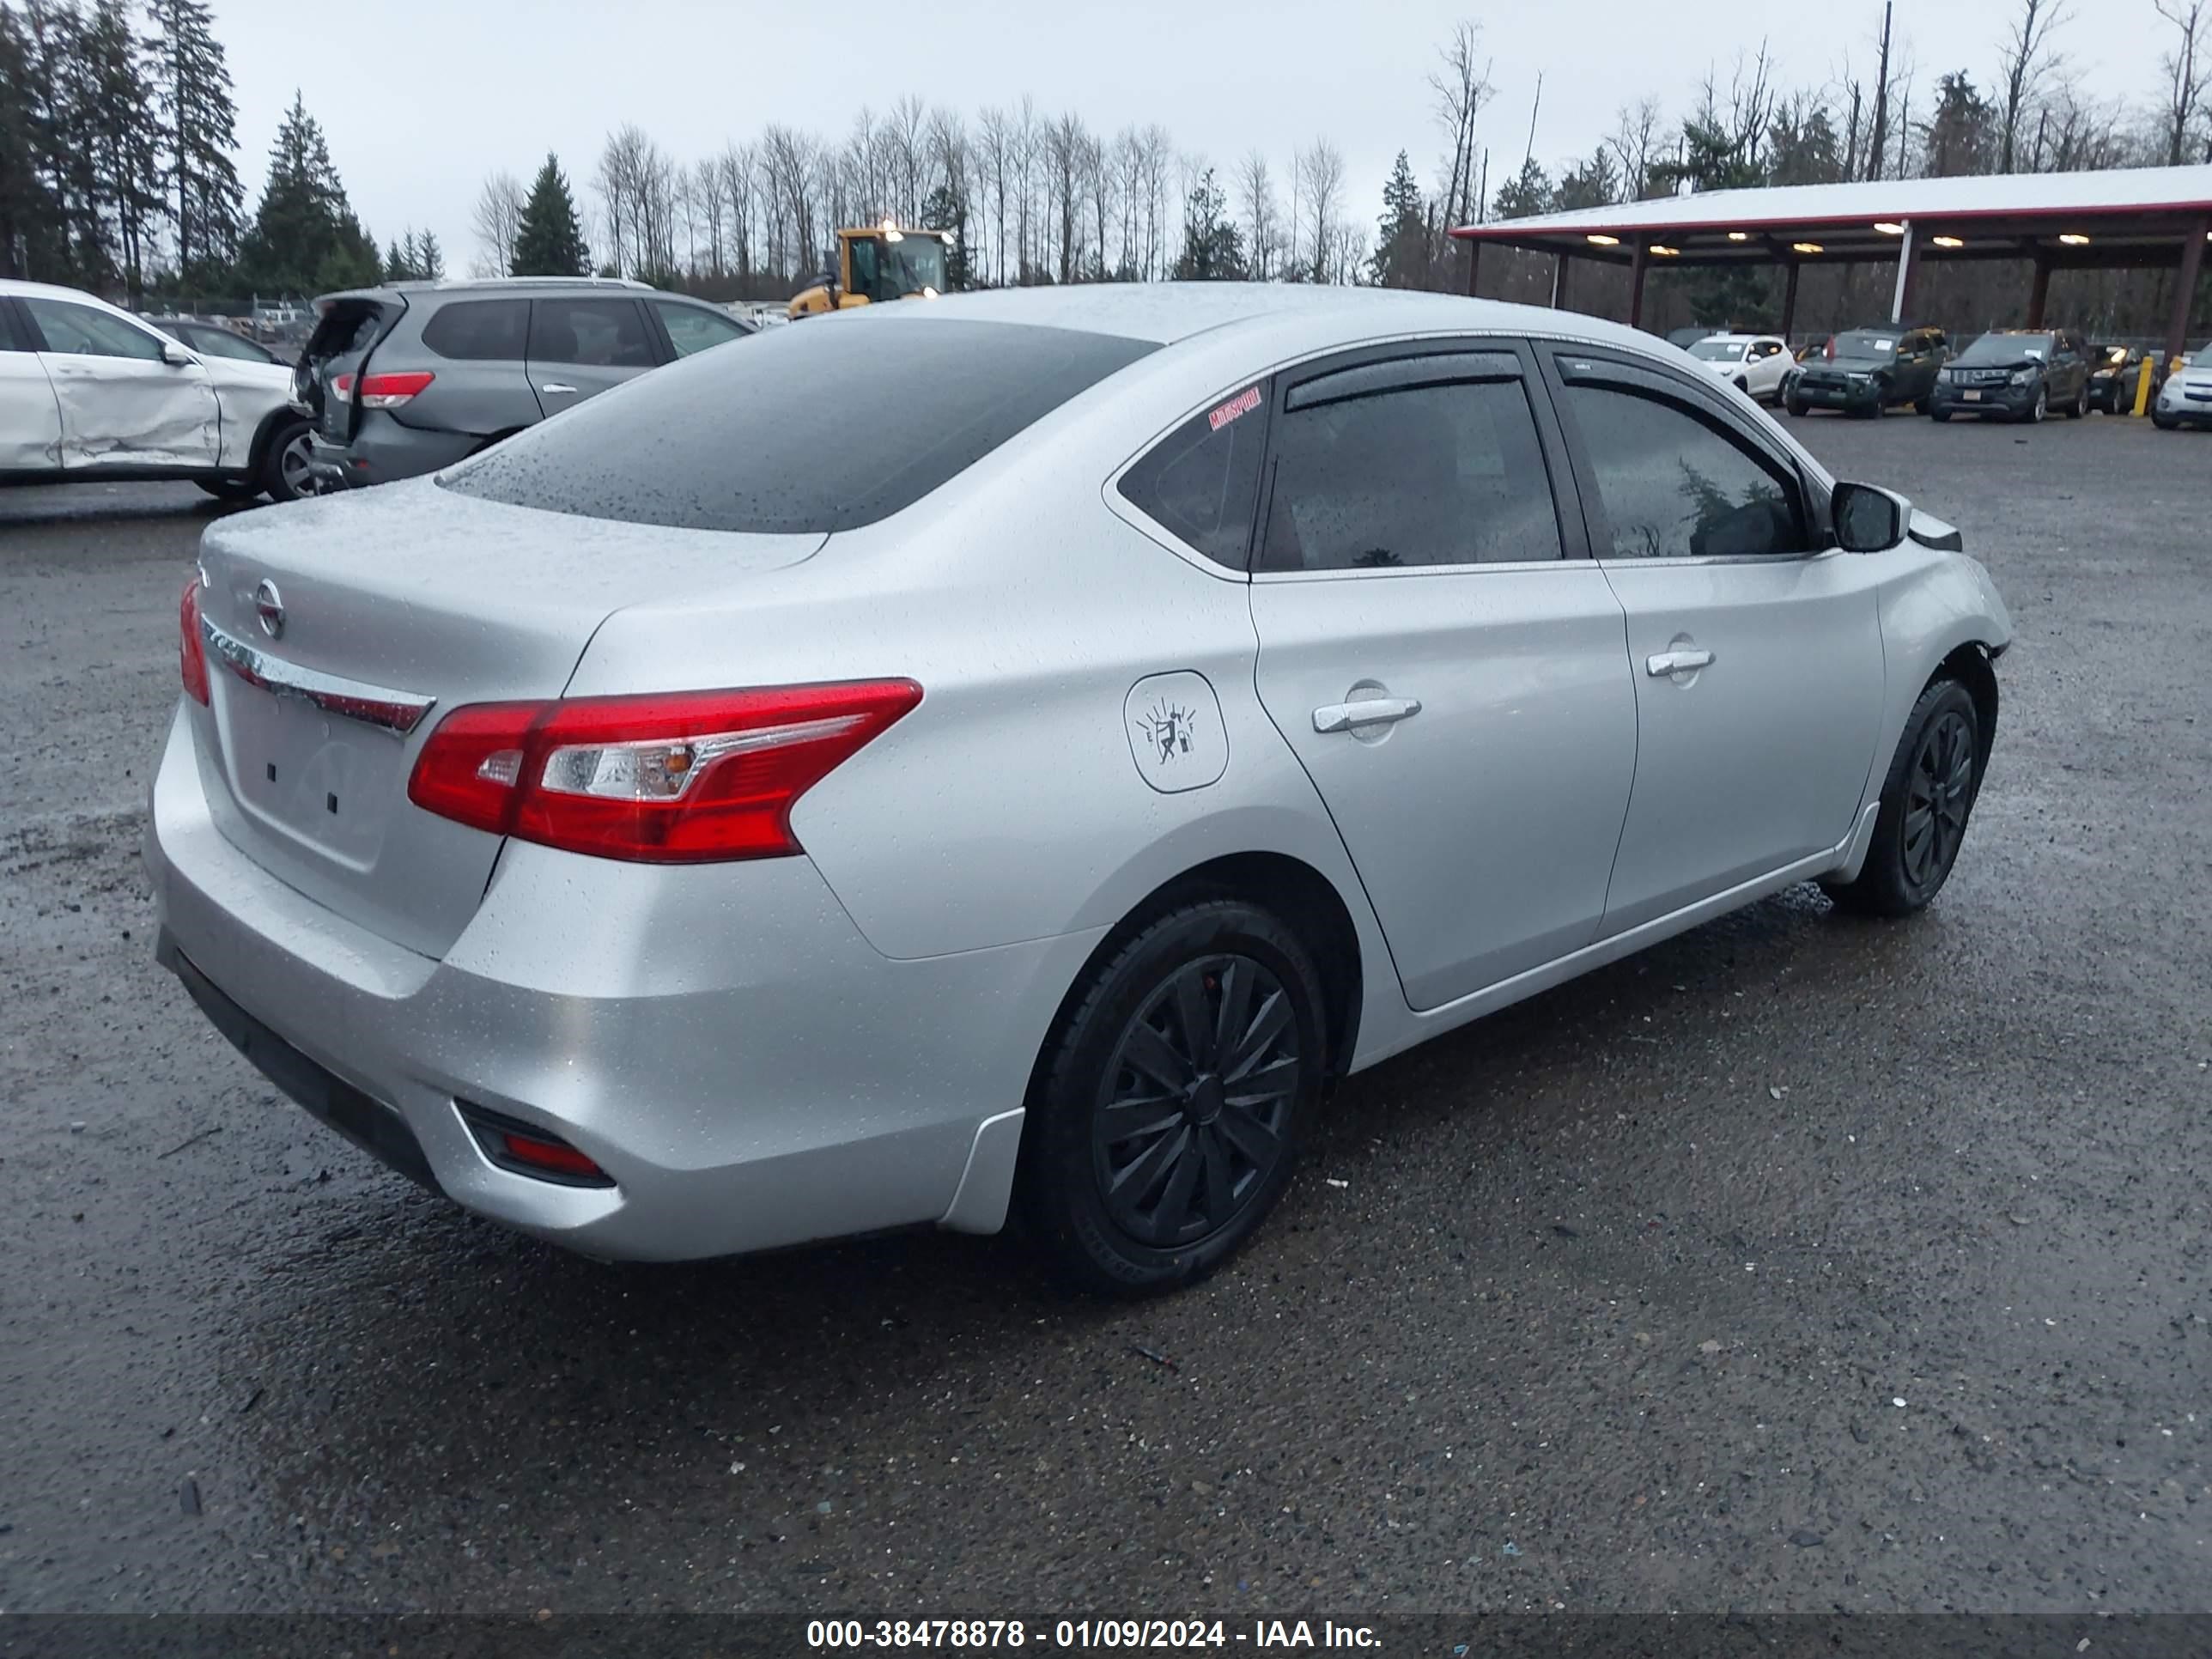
xmin=1585 ymin=234 xmax=1620 ymax=246
xmin=1727 ymin=231 xmax=1750 ymax=241
xmin=2058 ymin=233 xmax=2090 ymax=246
xmin=1649 ymin=244 xmax=1680 ymax=256
xmin=1874 ymin=222 xmax=1905 ymax=234
xmin=1932 ymin=235 xmax=1966 ymax=248
xmin=1791 ymin=241 xmax=1823 ymax=254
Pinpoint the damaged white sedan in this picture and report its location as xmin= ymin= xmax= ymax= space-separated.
xmin=1 ymin=278 xmax=313 ymax=503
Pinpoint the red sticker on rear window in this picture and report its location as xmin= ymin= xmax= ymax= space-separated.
xmin=1207 ymin=385 xmax=1262 ymax=431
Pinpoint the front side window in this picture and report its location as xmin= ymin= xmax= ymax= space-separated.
xmin=1259 ymin=375 xmax=1562 ymax=572
xmin=422 ymin=299 xmax=530 ymax=362
xmin=24 ymin=299 xmax=165 ymax=361
xmin=653 ymin=301 xmax=749 ymax=357
xmin=183 ymin=325 xmax=279 ymax=363
xmin=1560 ymin=381 xmax=1806 ymax=562
xmin=526 ymin=298 xmax=655 ymax=368
xmin=1115 ymin=380 xmax=1271 ymax=568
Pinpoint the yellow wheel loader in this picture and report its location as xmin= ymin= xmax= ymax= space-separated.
xmin=787 ymin=222 xmax=953 ymax=319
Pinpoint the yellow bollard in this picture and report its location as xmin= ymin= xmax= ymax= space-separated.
xmin=2133 ymin=356 xmax=2155 ymax=417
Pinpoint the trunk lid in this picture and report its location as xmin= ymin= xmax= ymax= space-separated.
xmin=192 ymin=479 xmax=826 ymax=957
xmin=297 ymin=293 xmax=401 ymax=443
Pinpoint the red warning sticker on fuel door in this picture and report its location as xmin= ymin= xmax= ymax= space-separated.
xmin=1207 ymin=385 xmax=1263 ymax=431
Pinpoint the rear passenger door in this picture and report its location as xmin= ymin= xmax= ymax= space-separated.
xmin=526 ymin=296 xmax=660 ymax=421
xmin=413 ymin=297 xmax=532 ymax=437
xmin=1247 ymin=342 xmax=1640 ymax=1012
xmin=1542 ymin=349 xmax=1886 ymax=933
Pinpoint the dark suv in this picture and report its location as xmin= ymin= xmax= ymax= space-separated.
xmin=2087 ymin=343 xmax=2167 ymax=413
xmin=1784 ymin=325 xmax=1949 ymax=417
xmin=295 ymin=277 xmax=757 ymax=489
xmin=1929 ymin=329 xmax=2092 ymax=422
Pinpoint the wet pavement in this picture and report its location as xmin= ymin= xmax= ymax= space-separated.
xmin=3 ymin=419 xmax=2209 ymax=1615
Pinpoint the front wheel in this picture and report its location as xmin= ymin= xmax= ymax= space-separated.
xmin=1784 ymin=395 xmax=1808 ymax=417
xmin=1017 ymin=899 xmax=1326 ymax=1295
xmin=2065 ymin=382 xmax=2088 ymax=418
xmin=2154 ymin=408 xmax=2180 ymax=430
xmin=1929 ymin=406 xmax=1953 ymax=422
xmin=1824 ymin=678 xmax=1983 ymax=919
xmin=2023 ymin=386 xmax=2049 ymax=424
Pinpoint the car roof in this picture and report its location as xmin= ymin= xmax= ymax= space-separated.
xmin=849 ymin=281 xmax=1675 ymax=354
xmin=0 ymin=276 xmax=134 ymax=307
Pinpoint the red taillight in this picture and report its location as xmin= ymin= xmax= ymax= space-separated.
xmin=332 ymin=370 xmax=434 ymax=408
xmin=456 ymin=1102 xmax=613 ymax=1186
xmin=499 ymin=1131 xmax=606 ymax=1180
xmin=179 ymin=576 xmax=210 ymax=705
xmin=407 ymin=680 xmax=922 ymax=863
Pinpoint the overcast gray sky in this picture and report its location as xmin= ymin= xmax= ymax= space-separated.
xmin=215 ymin=0 xmax=2178 ymax=266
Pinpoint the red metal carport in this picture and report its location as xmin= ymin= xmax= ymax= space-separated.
xmin=1451 ymin=165 xmax=2212 ymax=364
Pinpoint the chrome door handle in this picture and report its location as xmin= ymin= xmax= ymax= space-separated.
xmin=1645 ymin=647 xmax=1715 ymax=677
xmin=1313 ymin=696 xmax=1423 ymax=733
xmin=540 ymin=382 xmax=579 ymax=395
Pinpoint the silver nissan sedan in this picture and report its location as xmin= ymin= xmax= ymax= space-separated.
xmin=147 ymin=285 xmax=2013 ymax=1294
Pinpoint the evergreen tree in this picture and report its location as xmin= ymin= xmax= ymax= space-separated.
xmin=1366 ymin=149 xmax=1428 ymax=288
xmin=146 ymin=0 xmax=242 ymax=278
xmin=1489 ymin=155 xmax=1554 ymax=220
xmin=13 ymin=0 xmax=111 ymax=285
xmin=416 ymin=227 xmax=443 ymax=280
xmin=511 ymin=152 xmax=589 ymax=276
xmin=1922 ymin=72 xmax=1995 ymax=178
xmin=1172 ymin=167 xmax=1246 ymax=281
xmin=919 ymin=181 xmax=970 ymax=288
xmin=83 ymin=0 xmax=163 ymax=295
xmin=235 ymin=91 xmax=376 ymax=295
xmin=1553 ymin=149 xmax=1620 ymax=211
xmin=0 ymin=6 xmax=46 ymax=277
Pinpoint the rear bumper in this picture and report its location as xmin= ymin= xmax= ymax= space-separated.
xmin=306 ymin=414 xmax=482 ymax=489
xmin=144 ymin=702 xmax=1100 ymax=1261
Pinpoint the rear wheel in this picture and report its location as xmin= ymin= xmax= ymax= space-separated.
xmin=1017 ymin=899 xmax=1324 ymax=1295
xmin=1824 ymin=678 xmax=1983 ymax=919
xmin=259 ymin=418 xmax=316 ymax=502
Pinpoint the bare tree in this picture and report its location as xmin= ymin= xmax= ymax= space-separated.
xmin=1045 ymin=112 xmax=1087 ymax=283
xmin=719 ymin=143 xmax=757 ymax=289
xmin=975 ymin=106 xmax=1011 ymax=284
xmin=1428 ymin=21 xmax=1492 ymax=261
xmin=470 ymin=170 xmax=524 ymax=277
xmin=760 ymin=124 xmax=821 ymax=281
xmin=1607 ymin=98 xmax=1664 ymax=201
xmin=1997 ymin=0 xmax=2072 ymax=171
xmin=1866 ymin=2 xmax=1896 ymax=179
xmin=1295 ymin=139 xmax=1345 ymax=283
xmin=2157 ymin=0 xmax=2209 ymax=166
xmin=1235 ymin=149 xmax=1281 ymax=280
xmin=888 ymin=94 xmax=929 ymax=223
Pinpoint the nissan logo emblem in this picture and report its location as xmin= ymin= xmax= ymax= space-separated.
xmin=253 ymin=579 xmax=284 ymax=640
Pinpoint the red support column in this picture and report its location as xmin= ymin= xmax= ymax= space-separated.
xmin=2167 ymin=216 xmax=2207 ymax=368
xmin=1628 ymin=246 xmax=1648 ymax=329
xmin=1781 ymin=260 xmax=1801 ymax=339
xmin=1464 ymin=238 xmax=1481 ymax=298
xmin=1551 ymin=251 xmax=1571 ymax=309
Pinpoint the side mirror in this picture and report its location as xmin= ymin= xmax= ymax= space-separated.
xmin=160 ymin=340 xmax=196 ymax=368
xmin=1832 ymin=482 xmax=1908 ymax=553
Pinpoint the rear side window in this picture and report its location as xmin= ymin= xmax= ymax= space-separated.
xmin=527 ymin=298 xmax=655 ymax=368
xmin=422 ymin=299 xmax=529 ymax=362
xmin=1259 ymin=376 xmax=1562 ymax=571
xmin=652 ymin=300 xmax=750 ymax=358
xmin=0 ymin=304 xmax=24 ymax=352
xmin=1116 ymin=380 xmax=1270 ymax=568
xmin=443 ymin=317 xmax=1157 ymax=533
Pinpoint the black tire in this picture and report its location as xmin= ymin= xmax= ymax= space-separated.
xmin=1929 ymin=406 xmax=1952 ymax=422
xmin=1824 ymin=678 xmax=1983 ymax=919
xmin=1913 ymin=397 xmax=1930 ymax=415
xmin=2154 ymin=409 xmax=2179 ymax=430
xmin=2064 ymin=381 xmax=2088 ymax=419
xmin=2022 ymin=386 xmax=2048 ymax=424
xmin=195 ymin=476 xmax=260 ymax=502
xmin=1017 ymin=898 xmax=1326 ymax=1295
xmin=1784 ymin=396 xmax=1807 ymax=417
xmin=259 ymin=418 xmax=316 ymax=502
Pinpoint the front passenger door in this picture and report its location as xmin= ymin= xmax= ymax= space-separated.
xmin=1545 ymin=351 xmax=1887 ymax=933
xmin=20 ymin=295 xmax=219 ymax=470
xmin=526 ymin=296 xmax=660 ymax=421
xmin=1249 ymin=344 xmax=1638 ymax=1011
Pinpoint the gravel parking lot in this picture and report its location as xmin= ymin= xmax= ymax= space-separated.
xmin=3 ymin=415 xmax=2209 ymax=1618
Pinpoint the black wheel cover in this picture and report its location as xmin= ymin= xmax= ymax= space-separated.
xmin=1903 ymin=709 xmax=1975 ymax=890
xmin=1092 ymin=954 xmax=1301 ymax=1249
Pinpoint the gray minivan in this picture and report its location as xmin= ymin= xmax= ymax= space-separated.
xmin=295 ymin=276 xmax=756 ymax=490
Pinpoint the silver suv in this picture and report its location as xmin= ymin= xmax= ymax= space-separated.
xmin=296 ymin=276 xmax=756 ymax=490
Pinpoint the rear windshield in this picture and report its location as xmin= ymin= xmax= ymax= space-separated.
xmin=303 ymin=298 xmax=389 ymax=364
xmin=1689 ymin=338 xmax=1747 ymax=361
xmin=441 ymin=317 xmax=1157 ymax=533
xmin=1956 ymin=332 xmax=2053 ymax=364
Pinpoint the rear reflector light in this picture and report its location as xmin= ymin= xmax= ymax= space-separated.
xmin=179 ymin=575 xmax=210 ymax=705
xmin=332 ymin=370 xmax=434 ymax=408
xmin=456 ymin=1103 xmax=613 ymax=1187
xmin=407 ymin=680 xmax=922 ymax=863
